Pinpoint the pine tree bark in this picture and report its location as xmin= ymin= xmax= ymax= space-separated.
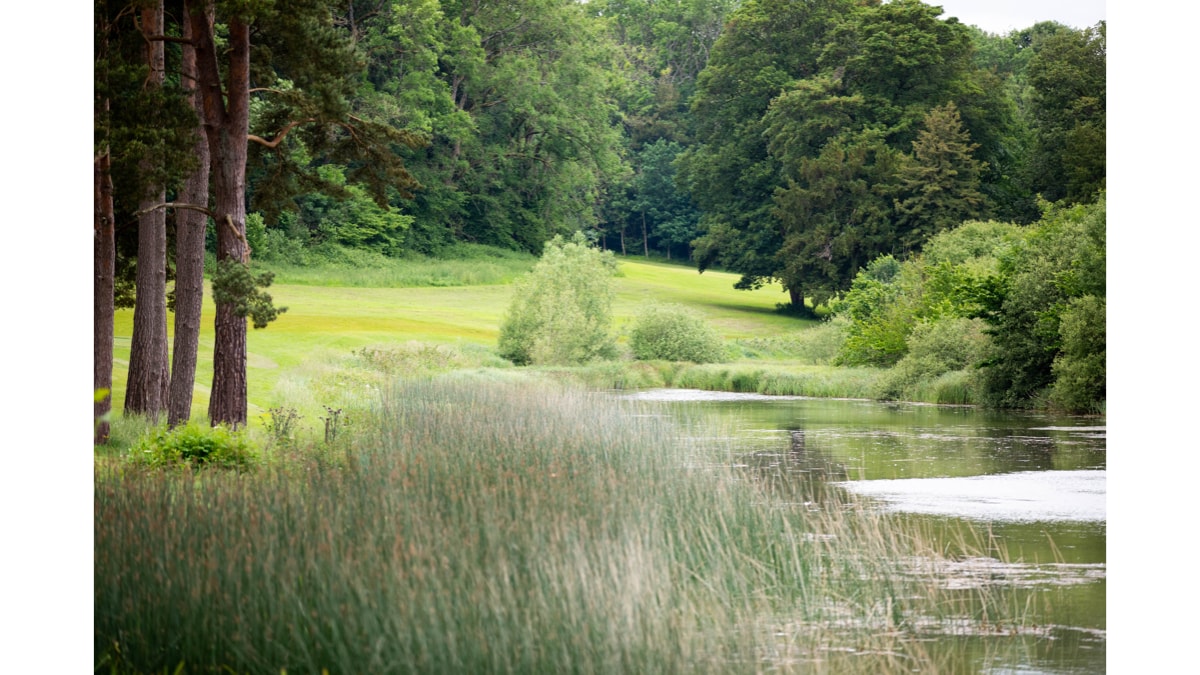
xmin=192 ymin=4 xmax=251 ymax=427
xmin=94 ymin=151 xmax=115 ymax=443
xmin=168 ymin=6 xmax=210 ymax=428
xmin=124 ymin=0 xmax=171 ymax=419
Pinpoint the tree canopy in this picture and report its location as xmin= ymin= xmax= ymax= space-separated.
xmin=96 ymin=1 xmax=1106 ymax=419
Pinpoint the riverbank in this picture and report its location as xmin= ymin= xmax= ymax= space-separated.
xmin=97 ymin=378 xmax=1090 ymax=673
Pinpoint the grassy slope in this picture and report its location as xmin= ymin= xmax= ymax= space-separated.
xmin=111 ymin=257 xmax=812 ymax=421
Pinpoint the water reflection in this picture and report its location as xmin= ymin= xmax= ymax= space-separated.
xmin=623 ymin=389 xmax=1108 ymax=651
xmin=737 ymin=429 xmax=848 ymax=503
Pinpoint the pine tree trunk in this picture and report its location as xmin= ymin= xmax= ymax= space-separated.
xmin=94 ymin=152 xmax=115 ymax=443
xmin=125 ymin=0 xmax=170 ymax=419
xmin=208 ymin=130 xmax=249 ymax=427
xmin=193 ymin=6 xmax=251 ymax=427
xmin=168 ymin=11 xmax=210 ymax=428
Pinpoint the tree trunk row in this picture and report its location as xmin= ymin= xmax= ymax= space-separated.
xmin=96 ymin=0 xmax=251 ymax=435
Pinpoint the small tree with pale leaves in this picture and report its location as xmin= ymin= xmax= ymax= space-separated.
xmin=498 ymin=233 xmax=618 ymax=366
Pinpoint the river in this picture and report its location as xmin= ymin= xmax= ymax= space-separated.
xmin=625 ymin=389 xmax=1106 ymax=674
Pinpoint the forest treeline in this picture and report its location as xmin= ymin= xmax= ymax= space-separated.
xmin=94 ymin=0 xmax=1105 ymax=435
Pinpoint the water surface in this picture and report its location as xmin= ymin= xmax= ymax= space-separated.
xmin=625 ymin=389 xmax=1107 ymax=673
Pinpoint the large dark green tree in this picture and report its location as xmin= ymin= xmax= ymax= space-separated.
xmin=678 ymin=0 xmax=853 ymax=306
xmin=772 ymin=129 xmax=902 ymax=307
xmin=1026 ymin=21 xmax=1106 ymax=204
xmin=683 ymin=0 xmax=983 ymax=310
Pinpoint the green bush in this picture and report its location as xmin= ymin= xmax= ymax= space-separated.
xmin=628 ymin=304 xmax=728 ymax=363
xmin=132 ymin=423 xmax=259 ymax=470
xmin=498 ymin=233 xmax=618 ymax=365
xmin=1049 ymin=295 xmax=1106 ymax=412
xmin=835 ymin=256 xmax=919 ymax=367
xmin=978 ymin=197 xmax=1105 ymax=408
xmin=872 ymin=318 xmax=989 ymax=401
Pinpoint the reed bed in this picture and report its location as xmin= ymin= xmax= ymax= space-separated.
xmin=96 ymin=379 xmax=1048 ymax=673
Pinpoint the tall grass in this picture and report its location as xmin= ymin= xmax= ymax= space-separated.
xmin=97 ymin=380 xmax=1049 ymax=673
xmin=261 ymin=244 xmax=535 ymax=288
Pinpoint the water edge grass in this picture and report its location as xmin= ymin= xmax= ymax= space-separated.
xmin=96 ymin=378 xmax=1062 ymax=674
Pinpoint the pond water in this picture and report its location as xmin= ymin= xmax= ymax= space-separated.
xmin=625 ymin=389 xmax=1106 ymax=674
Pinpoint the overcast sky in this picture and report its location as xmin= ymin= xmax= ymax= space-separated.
xmin=931 ymin=0 xmax=1106 ymax=34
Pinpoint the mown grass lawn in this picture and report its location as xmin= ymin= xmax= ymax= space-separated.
xmin=111 ymin=258 xmax=812 ymax=422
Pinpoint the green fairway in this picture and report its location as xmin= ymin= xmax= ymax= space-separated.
xmin=111 ymin=258 xmax=813 ymax=422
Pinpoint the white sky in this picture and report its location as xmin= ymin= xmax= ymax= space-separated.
xmin=931 ymin=0 xmax=1106 ymax=34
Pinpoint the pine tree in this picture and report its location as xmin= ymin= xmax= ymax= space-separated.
xmin=894 ymin=102 xmax=986 ymax=251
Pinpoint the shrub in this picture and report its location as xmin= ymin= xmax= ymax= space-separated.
xmin=835 ymin=256 xmax=920 ymax=367
xmin=1049 ymin=295 xmax=1106 ymax=412
xmin=132 ymin=423 xmax=259 ymax=470
xmin=978 ymin=197 xmax=1105 ymax=408
xmin=498 ymin=233 xmax=618 ymax=365
xmin=872 ymin=318 xmax=989 ymax=401
xmin=629 ymin=304 xmax=728 ymax=363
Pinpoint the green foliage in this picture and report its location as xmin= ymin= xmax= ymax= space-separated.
xmin=291 ymin=165 xmax=415 ymax=256
xmin=681 ymin=0 xmax=854 ymax=297
xmin=132 ymin=423 xmax=259 ymax=471
xmin=773 ymin=129 xmax=903 ymax=306
xmin=245 ymin=212 xmax=268 ymax=259
xmin=872 ymin=318 xmax=989 ymax=401
xmin=1026 ymin=22 xmax=1106 ymax=204
xmin=835 ymin=220 xmax=1025 ymax=369
xmin=894 ymin=103 xmax=987 ymax=249
xmin=835 ymin=256 xmax=920 ymax=367
xmin=975 ymin=197 xmax=1106 ymax=409
xmin=210 ymin=260 xmax=288 ymax=329
xmin=1049 ymin=295 xmax=1106 ymax=412
xmin=630 ymin=140 xmax=701 ymax=257
xmin=628 ymin=304 xmax=728 ymax=363
xmin=682 ymin=0 xmax=986 ymax=305
xmin=399 ymin=0 xmax=627 ymax=252
xmin=498 ymin=233 xmax=619 ymax=365
xmin=830 ymin=197 xmax=1104 ymax=411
